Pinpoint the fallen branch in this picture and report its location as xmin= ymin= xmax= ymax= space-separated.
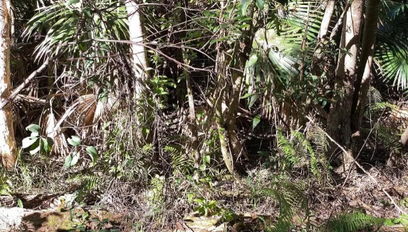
xmin=0 ymin=58 xmax=50 ymax=109
xmin=307 ymin=116 xmax=407 ymax=215
xmin=15 ymin=94 xmax=47 ymax=106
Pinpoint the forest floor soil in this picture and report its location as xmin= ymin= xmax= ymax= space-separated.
xmin=0 ymin=163 xmax=407 ymax=231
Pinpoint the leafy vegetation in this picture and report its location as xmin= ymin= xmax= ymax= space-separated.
xmin=0 ymin=0 xmax=407 ymax=231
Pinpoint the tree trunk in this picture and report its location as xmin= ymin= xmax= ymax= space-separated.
xmin=0 ymin=0 xmax=17 ymax=170
xmin=356 ymin=56 xmax=373 ymax=129
xmin=184 ymin=57 xmax=200 ymax=164
xmin=214 ymin=45 xmax=237 ymax=176
xmin=327 ymin=0 xmax=380 ymax=174
xmin=125 ymin=0 xmax=148 ymax=142
xmin=212 ymin=0 xmax=256 ymax=176
xmin=125 ymin=0 xmax=147 ymax=100
xmin=351 ymin=0 xmax=380 ymax=132
xmin=401 ymin=127 xmax=408 ymax=148
xmin=318 ymin=0 xmax=335 ymax=40
xmin=328 ymin=0 xmax=363 ymax=173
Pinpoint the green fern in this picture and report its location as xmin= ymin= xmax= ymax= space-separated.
xmin=0 ymin=171 xmax=11 ymax=196
xmin=277 ymin=130 xmax=300 ymax=170
xmin=253 ymin=181 xmax=308 ymax=232
xmin=268 ymin=219 xmax=292 ymax=232
xmin=322 ymin=212 xmax=385 ymax=232
xmin=293 ymin=131 xmax=321 ymax=177
xmin=369 ymin=101 xmax=399 ymax=112
xmin=165 ymin=145 xmax=194 ymax=175
xmin=306 ymin=125 xmax=331 ymax=179
xmin=277 ymin=129 xmax=327 ymax=178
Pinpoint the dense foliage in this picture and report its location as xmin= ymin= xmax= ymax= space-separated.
xmin=0 ymin=0 xmax=407 ymax=231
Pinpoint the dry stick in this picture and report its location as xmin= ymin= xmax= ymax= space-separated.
xmin=307 ymin=117 xmax=407 ymax=215
xmin=93 ymin=38 xmax=212 ymax=73
xmin=0 ymin=58 xmax=50 ymax=109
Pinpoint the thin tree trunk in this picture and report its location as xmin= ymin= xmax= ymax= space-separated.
xmin=0 ymin=0 xmax=17 ymax=170
xmin=184 ymin=59 xmax=200 ymax=164
xmin=225 ymin=44 xmax=248 ymax=166
xmin=401 ymin=127 xmax=408 ymax=147
xmin=214 ymin=46 xmax=237 ymax=176
xmin=356 ymin=56 xmax=373 ymax=129
xmin=328 ymin=0 xmax=363 ymax=173
xmin=318 ymin=0 xmax=335 ymax=40
xmin=125 ymin=0 xmax=148 ymax=142
xmin=351 ymin=0 xmax=380 ymax=131
xmin=212 ymin=0 xmax=256 ymax=176
xmin=125 ymin=0 xmax=147 ymax=100
xmin=213 ymin=0 xmax=240 ymax=176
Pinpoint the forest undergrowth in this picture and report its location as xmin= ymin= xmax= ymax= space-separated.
xmin=1 ymin=0 xmax=408 ymax=231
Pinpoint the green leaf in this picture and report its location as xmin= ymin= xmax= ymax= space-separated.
xmin=64 ymin=152 xmax=80 ymax=168
xmin=247 ymin=54 xmax=258 ymax=67
xmin=71 ymin=152 xmax=80 ymax=166
xmin=241 ymin=92 xmax=254 ymax=99
xmin=85 ymin=146 xmax=98 ymax=162
xmin=41 ymin=138 xmax=53 ymax=153
xmin=200 ymin=164 xmax=207 ymax=171
xmin=256 ymin=0 xmax=265 ymax=10
xmin=17 ymin=199 xmax=24 ymax=208
xmin=83 ymin=8 xmax=92 ymax=18
xmin=0 ymin=180 xmax=11 ymax=196
xmin=22 ymin=137 xmax=38 ymax=149
xmin=29 ymin=145 xmax=41 ymax=155
xmin=67 ymin=136 xmax=81 ymax=146
xmin=64 ymin=154 xmax=73 ymax=168
xmin=241 ymin=0 xmax=252 ymax=16
xmin=248 ymin=94 xmax=258 ymax=108
xmin=203 ymin=155 xmax=211 ymax=164
xmin=252 ymin=115 xmax=261 ymax=129
xmin=26 ymin=124 xmax=40 ymax=133
xmin=187 ymin=193 xmax=195 ymax=203
xmin=66 ymin=0 xmax=80 ymax=6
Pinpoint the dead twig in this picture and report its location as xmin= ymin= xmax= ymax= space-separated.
xmin=0 ymin=58 xmax=50 ymax=109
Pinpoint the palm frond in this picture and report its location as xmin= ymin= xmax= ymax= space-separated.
xmin=286 ymin=0 xmax=325 ymax=41
xmin=23 ymin=0 xmax=128 ymax=62
xmin=381 ymin=0 xmax=408 ymax=19
xmin=250 ymin=0 xmax=324 ymax=77
xmin=375 ymin=0 xmax=408 ymax=93
xmin=375 ymin=40 xmax=408 ymax=92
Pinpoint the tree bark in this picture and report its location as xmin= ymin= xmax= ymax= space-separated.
xmin=125 ymin=0 xmax=147 ymax=100
xmin=328 ymin=0 xmax=363 ymax=173
xmin=327 ymin=0 xmax=380 ymax=174
xmin=318 ymin=0 xmax=335 ymax=40
xmin=212 ymin=0 xmax=256 ymax=176
xmin=351 ymin=0 xmax=380 ymax=132
xmin=184 ymin=57 xmax=200 ymax=164
xmin=125 ymin=0 xmax=148 ymax=142
xmin=401 ymin=127 xmax=408 ymax=148
xmin=0 ymin=0 xmax=17 ymax=170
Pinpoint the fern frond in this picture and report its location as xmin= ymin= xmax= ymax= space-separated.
xmin=322 ymin=212 xmax=385 ymax=232
xmin=293 ymin=130 xmax=321 ymax=177
xmin=165 ymin=145 xmax=194 ymax=175
xmin=277 ymin=130 xmax=300 ymax=169
xmin=254 ymin=181 xmax=307 ymax=232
